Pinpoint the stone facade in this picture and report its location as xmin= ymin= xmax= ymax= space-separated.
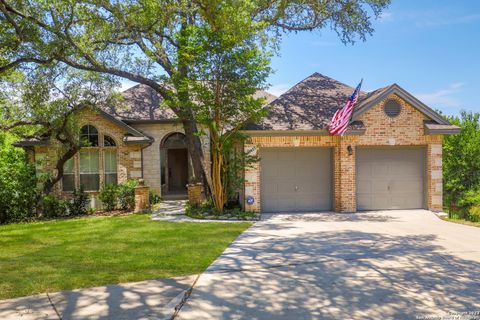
xmin=33 ymin=108 xmax=145 ymax=202
xmin=243 ymin=94 xmax=444 ymax=213
xmin=131 ymin=122 xmax=211 ymax=197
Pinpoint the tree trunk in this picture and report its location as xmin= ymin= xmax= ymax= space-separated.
xmin=182 ymin=119 xmax=213 ymax=193
xmin=211 ymin=137 xmax=225 ymax=212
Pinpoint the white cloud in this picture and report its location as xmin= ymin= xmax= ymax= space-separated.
xmin=267 ymin=83 xmax=292 ymax=97
xmin=378 ymin=11 xmax=393 ymax=22
xmin=416 ymin=82 xmax=465 ymax=108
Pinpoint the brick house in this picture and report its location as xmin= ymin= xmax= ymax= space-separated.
xmin=16 ymin=73 xmax=459 ymax=212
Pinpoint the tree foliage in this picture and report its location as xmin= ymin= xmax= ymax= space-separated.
xmin=0 ymin=0 xmax=391 ymax=195
xmin=443 ymin=112 xmax=480 ymax=212
xmin=0 ymin=132 xmax=37 ymax=223
xmin=0 ymin=64 xmax=118 ymax=195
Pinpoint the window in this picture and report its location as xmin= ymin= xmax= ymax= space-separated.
xmin=104 ymin=135 xmax=116 ymax=147
xmin=62 ymin=158 xmax=75 ymax=192
xmin=80 ymin=150 xmax=100 ymax=191
xmin=80 ymin=125 xmax=99 ymax=147
xmin=104 ymin=149 xmax=118 ymax=185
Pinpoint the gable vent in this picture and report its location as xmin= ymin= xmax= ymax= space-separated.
xmin=384 ymin=99 xmax=401 ymax=118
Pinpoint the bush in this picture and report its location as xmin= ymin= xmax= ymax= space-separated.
xmin=99 ymin=184 xmax=119 ymax=211
xmin=118 ymin=180 xmax=138 ymax=211
xmin=42 ymin=195 xmax=67 ymax=218
xmin=185 ymin=198 xmax=257 ymax=220
xmin=149 ymin=191 xmax=161 ymax=205
xmin=469 ymin=206 xmax=480 ymax=222
xmin=0 ymin=133 xmax=38 ymax=224
xmin=67 ymin=186 xmax=89 ymax=216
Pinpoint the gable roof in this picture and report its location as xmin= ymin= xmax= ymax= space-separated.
xmin=246 ymin=72 xmax=366 ymax=130
xmin=351 ymin=83 xmax=450 ymax=125
xmin=102 ymin=84 xmax=276 ymax=123
xmin=246 ymin=72 xmax=454 ymax=132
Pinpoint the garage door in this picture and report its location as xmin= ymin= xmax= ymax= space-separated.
xmin=356 ymin=148 xmax=425 ymax=210
xmin=260 ymin=148 xmax=332 ymax=212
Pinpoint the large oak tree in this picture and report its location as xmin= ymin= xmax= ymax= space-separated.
xmin=0 ymin=0 xmax=390 ymax=193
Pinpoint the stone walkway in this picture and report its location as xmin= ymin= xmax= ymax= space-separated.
xmin=150 ymin=200 xmax=253 ymax=223
xmin=0 ymin=276 xmax=197 ymax=320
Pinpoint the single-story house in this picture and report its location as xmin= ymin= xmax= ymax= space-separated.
xmin=15 ymin=72 xmax=459 ymax=212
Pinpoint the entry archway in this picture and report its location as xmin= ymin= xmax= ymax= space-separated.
xmin=160 ymin=132 xmax=189 ymax=195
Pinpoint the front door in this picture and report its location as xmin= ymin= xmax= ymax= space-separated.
xmin=168 ymin=148 xmax=188 ymax=192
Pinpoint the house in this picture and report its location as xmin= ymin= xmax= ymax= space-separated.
xmin=15 ymin=72 xmax=459 ymax=212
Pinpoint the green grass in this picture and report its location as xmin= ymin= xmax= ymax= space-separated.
xmin=0 ymin=214 xmax=251 ymax=300
xmin=441 ymin=217 xmax=480 ymax=228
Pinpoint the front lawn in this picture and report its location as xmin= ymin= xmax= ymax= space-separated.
xmin=441 ymin=217 xmax=480 ymax=228
xmin=0 ymin=214 xmax=251 ymax=300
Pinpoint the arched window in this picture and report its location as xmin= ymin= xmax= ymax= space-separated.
xmin=104 ymin=135 xmax=116 ymax=147
xmin=80 ymin=125 xmax=99 ymax=147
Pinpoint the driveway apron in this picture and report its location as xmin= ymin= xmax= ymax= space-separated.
xmin=178 ymin=210 xmax=480 ymax=320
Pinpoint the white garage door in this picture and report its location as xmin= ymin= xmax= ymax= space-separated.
xmin=356 ymin=148 xmax=425 ymax=210
xmin=260 ymin=148 xmax=332 ymax=212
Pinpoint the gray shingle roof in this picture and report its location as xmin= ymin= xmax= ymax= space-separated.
xmin=246 ymin=72 xmax=367 ymax=130
xmin=103 ymin=84 xmax=277 ymax=122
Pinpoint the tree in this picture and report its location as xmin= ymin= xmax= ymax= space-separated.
xmin=443 ymin=112 xmax=480 ymax=211
xmin=0 ymin=0 xmax=390 ymax=195
xmin=188 ymin=10 xmax=271 ymax=211
xmin=0 ymin=64 xmax=117 ymax=195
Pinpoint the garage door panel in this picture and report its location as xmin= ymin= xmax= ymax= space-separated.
xmin=357 ymin=148 xmax=425 ymax=210
xmin=372 ymin=164 xmax=389 ymax=176
xmin=261 ymin=148 xmax=332 ymax=212
xmin=357 ymin=180 xmax=373 ymax=193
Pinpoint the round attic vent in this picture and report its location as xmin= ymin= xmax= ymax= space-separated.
xmin=384 ymin=99 xmax=402 ymax=118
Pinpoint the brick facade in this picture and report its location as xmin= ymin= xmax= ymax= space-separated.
xmin=33 ymin=108 xmax=145 ymax=201
xmin=243 ymin=94 xmax=444 ymax=213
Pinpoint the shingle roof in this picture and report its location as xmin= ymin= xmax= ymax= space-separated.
xmin=103 ymin=84 xmax=277 ymax=122
xmin=246 ymin=72 xmax=368 ymax=130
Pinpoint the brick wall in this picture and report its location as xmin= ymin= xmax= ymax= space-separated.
xmin=243 ymin=94 xmax=444 ymax=213
xmin=33 ymin=108 xmax=145 ymax=200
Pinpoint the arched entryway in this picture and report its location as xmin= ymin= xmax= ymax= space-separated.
xmin=160 ymin=132 xmax=189 ymax=196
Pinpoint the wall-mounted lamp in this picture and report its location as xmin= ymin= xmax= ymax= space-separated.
xmin=347 ymin=145 xmax=353 ymax=156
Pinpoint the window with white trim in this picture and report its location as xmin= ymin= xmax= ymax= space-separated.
xmin=104 ymin=149 xmax=118 ymax=185
xmin=80 ymin=149 xmax=100 ymax=191
xmin=62 ymin=158 xmax=75 ymax=192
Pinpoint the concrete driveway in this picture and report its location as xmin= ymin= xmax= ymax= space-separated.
xmin=178 ymin=210 xmax=480 ymax=320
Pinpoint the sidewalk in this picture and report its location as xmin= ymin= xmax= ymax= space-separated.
xmin=0 ymin=275 xmax=197 ymax=320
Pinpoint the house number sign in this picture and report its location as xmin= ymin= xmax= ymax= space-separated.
xmin=246 ymin=196 xmax=255 ymax=205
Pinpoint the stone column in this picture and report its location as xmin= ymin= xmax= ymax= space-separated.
xmin=134 ymin=179 xmax=150 ymax=213
xmin=187 ymin=183 xmax=205 ymax=206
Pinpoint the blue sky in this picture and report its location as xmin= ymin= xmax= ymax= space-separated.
xmin=267 ymin=0 xmax=480 ymax=115
xmin=120 ymin=1 xmax=479 ymax=115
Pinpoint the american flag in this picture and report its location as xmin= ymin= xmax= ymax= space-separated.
xmin=328 ymin=79 xmax=363 ymax=136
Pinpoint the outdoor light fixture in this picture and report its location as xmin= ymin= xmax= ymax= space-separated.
xmin=347 ymin=145 xmax=353 ymax=156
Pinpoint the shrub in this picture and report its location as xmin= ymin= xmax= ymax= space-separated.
xmin=67 ymin=186 xmax=89 ymax=216
xmin=469 ymin=206 xmax=480 ymax=222
xmin=0 ymin=133 xmax=38 ymax=224
xmin=42 ymin=195 xmax=67 ymax=218
xmin=118 ymin=180 xmax=138 ymax=211
xmin=99 ymin=184 xmax=119 ymax=211
xmin=149 ymin=190 xmax=161 ymax=205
